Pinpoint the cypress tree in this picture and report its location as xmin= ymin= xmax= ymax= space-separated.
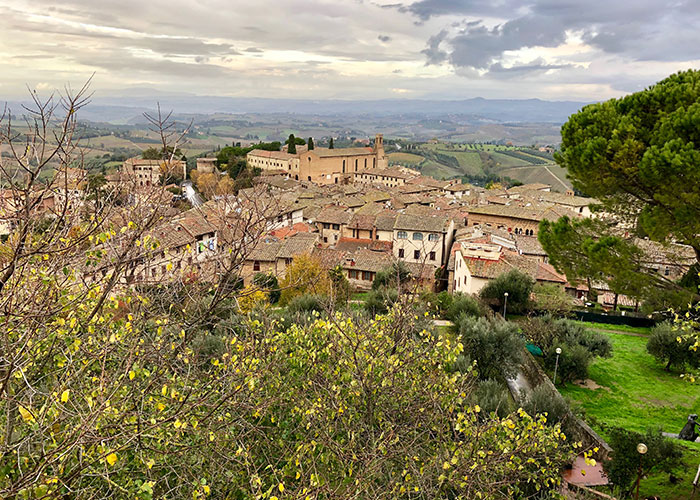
xmin=308 ymin=137 xmax=314 ymax=150
xmin=329 ymin=137 xmax=334 ymax=149
xmin=287 ymin=134 xmax=297 ymax=154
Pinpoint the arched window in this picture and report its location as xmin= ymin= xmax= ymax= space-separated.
xmin=364 ymin=158 xmax=367 ymax=169
xmin=355 ymin=159 xmax=358 ymax=172
xmin=373 ymin=158 xmax=376 ymax=168
xmin=342 ymin=160 xmax=345 ymax=173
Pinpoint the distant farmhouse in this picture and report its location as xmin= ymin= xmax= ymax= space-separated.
xmin=108 ymin=157 xmax=186 ymax=189
xmin=246 ymin=134 xmax=388 ymax=184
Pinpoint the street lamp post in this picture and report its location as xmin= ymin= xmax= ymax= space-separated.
xmin=503 ymin=292 xmax=509 ymax=318
xmin=635 ymin=442 xmax=648 ymax=500
xmin=553 ymin=347 xmax=562 ymax=385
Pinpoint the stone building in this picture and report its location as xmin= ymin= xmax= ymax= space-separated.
xmin=466 ymin=204 xmax=578 ymax=236
xmin=247 ymin=134 xmax=388 ymax=185
xmin=352 ymin=167 xmax=414 ymax=188
xmin=121 ymin=157 xmax=186 ymax=188
xmin=392 ymin=214 xmax=455 ymax=267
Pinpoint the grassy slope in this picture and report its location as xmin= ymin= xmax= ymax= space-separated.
xmin=436 ymin=150 xmax=484 ymax=176
xmin=560 ymin=328 xmax=700 ymax=499
xmin=388 ymin=152 xmax=425 ymax=165
xmin=419 ymin=160 xmax=461 ymax=179
xmin=489 ymin=151 xmax=533 ymax=167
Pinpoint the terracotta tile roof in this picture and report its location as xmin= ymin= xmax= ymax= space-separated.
xmin=443 ymin=183 xmax=471 ymax=192
xmin=394 ymin=214 xmax=451 ymax=233
xmin=514 ymin=235 xmax=546 ymax=255
xmin=277 ymin=233 xmax=319 ymax=259
xmin=315 ymin=207 xmax=353 ymax=225
xmin=507 ymin=183 xmax=551 ymax=193
xmin=468 ymin=204 xmax=579 ymax=222
xmin=535 ymin=262 xmax=567 ymax=284
xmin=335 ymin=196 xmax=365 ymax=208
xmin=342 ymin=248 xmax=394 ymax=273
xmin=268 ymin=222 xmax=315 ymax=240
xmin=311 ymin=147 xmax=374 ymax=158
xmin=248 ymin=241 xmax=283 ymax=262
xmin=335 ymin=237 xmax=393 ymax=252
xmin=348 ymin=214 xmax=376 ymax=230
xmin=151 ymin=222 xmax=195 ymax=250
xmin=246 ymin=149 xmax=296 ymax=160
xmin=312 ymin=247 xmax=347 ymax=269
xmin=361 ymin=191 xmax=391 ymax=203
xmin=521 ymin=191 xmax=591 ymax=207
xmin=406 ymin=176 xmax=451 ymax=188
xmin=403 ymin=204 xmax=442 ymax=217
xmin=375 ymin=213 xmax=398 ymax=231
xmin=355 ymin=203 xmax=387 ymax=216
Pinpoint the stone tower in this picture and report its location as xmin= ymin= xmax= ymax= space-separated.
xmin=374 ymin=133 xmax=388 ymax=169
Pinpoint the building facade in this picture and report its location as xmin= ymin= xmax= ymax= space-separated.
xmin=247 ymin=134 xmax=388 ymax=185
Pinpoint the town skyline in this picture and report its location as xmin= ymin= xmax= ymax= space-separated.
xmin=1 ymin=0 xmax=698 ymax=101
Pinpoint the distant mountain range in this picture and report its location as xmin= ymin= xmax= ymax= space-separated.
xmin=0 ymin=91 xmax=589 ymax=125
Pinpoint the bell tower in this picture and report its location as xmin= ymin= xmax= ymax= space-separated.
xmin=374 ymin=133 xmax=384 ymax=152
xmin=374 ymin=133 xmax=388 ymax=169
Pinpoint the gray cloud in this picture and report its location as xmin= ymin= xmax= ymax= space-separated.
xmin=0 ymin=0 xmax=698 ymax=101
xmin=422 ymin=30 xmax=449 ymax=65
xmin=412 ymin=0 xmax=700 ymax=79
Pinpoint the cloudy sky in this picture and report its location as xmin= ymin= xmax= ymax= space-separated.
xmin=1 ymin=0 xmax=698 ymax=101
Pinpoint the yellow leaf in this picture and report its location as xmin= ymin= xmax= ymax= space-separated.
xmin=18 ymin=405 xmax=34 ymax=423
xmin=61 ymin=390 xmax=70 ymax=403
xmin=278 ymin=483 xmax=284 ymax=493
xmin=161 ymin=384 xmax=168 ymax=396
xmin=106 ymin=453 xmax=118 ymax=466
xmin=203 ymin=485 xmax=210 ymax=495
xmin=129 ymin=371 xmax=136 ymax=380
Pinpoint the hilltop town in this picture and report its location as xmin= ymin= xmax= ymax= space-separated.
xmin=4 ymin=132 xmax=691 ymax=314
xmin=2 ymin=71 xmax=700 ymax=500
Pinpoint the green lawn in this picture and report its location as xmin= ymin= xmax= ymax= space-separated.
xmin=572 ymin=321 xmax=652 ymax=336
xmin=560 ymin=330 xmax=700 ymax=499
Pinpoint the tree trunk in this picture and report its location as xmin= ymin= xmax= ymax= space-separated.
xmin=613 ymin=293 xmax=618 ymax=312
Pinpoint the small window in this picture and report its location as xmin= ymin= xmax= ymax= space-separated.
xmin=362 ymin=271 xmax=371 ymax=281
xmin=332 ymin=224 xmax=340 ymax=230
xmin=429 ymin=251 xmax=436 ymax=261
xmin=398 ymin=248 xmax=405 ymax=258
xmin=323 ymin=223 xmax=330 ymax=229
xmin=253 ymin=261 xmax=260 ymax=271
xmin=428 ymin=233 xmax=439 ymax=241
xmin=414 ymin=250 xmax=420 ymax=260
xmin=412 ymin=232 xmax=423 ymax=241
xmin=397 ymin=231 xmax=407 ymax=239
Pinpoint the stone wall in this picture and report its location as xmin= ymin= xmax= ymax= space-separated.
xmin=517 ymin=351 xmax=613 ymax=461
